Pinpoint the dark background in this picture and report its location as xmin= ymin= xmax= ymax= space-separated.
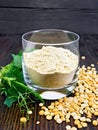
xmin=0 ymin=0 xmax=98 ymax=35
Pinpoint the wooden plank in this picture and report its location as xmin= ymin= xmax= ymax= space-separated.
xmin=0 ymin=8 xmax=98 ymax=34
xmin=0 ymin=35 xmax=21 ymax=66
xmin=0 ymin=0 xmax=98 ymax=9
xmin=0 ymin=34 xmax=98 ymax=130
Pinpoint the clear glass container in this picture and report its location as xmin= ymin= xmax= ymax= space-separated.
xmin=22 ymin=29 xmax=80 ymax=100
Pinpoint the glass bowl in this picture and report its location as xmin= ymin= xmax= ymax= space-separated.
xmin=22 ymin=29 xmax=80 ymax=100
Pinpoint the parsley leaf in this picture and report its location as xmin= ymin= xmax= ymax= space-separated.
xmin=0 ymin=51 xmax=44 ymax=109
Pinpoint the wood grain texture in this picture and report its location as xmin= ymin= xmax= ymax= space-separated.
xmin=0 ymin=0 xmax=98 ymax=9
xmin=0 ymin=34 xmax=98 ymax=130
xmin=0 ymin=35 xmax=21 ymax=66
xmin=0 ymin=8 xmax=98 ymax=34
xmin=0 ymin=0 xmax=98 ymax=34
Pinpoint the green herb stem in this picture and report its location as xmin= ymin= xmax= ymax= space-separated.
xmin=12 ymin=81 xmax=44 ymax=103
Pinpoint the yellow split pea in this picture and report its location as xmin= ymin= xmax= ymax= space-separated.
xmin=20 ymin=117 xmax=27 ymax=123
xmin=39 ymin=65 xmax=98 ymax=129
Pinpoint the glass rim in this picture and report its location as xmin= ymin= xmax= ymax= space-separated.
xmin=22 ymin=29 xmax=80 ymax=46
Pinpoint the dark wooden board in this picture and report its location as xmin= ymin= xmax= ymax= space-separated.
xmin=0 ymin=1 xmax=98 ymax=34
xmin=0 ymin=35 xmax=21 ymax=66
xmin=0 ymin=34 xmax=98 ymax=130
xmin=0 ymin=0 xmax=98 ymax=9
xmin=0 ymin=8 xmax=98 ymax=34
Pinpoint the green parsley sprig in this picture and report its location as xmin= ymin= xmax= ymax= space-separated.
xmin=0 ymin=51 xmax=44 ymax=121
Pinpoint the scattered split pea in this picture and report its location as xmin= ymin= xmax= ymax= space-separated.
xmin=20 ymin=117 xmax=27 ymax=123
xmin=39 ymin=65 xmax=98 ymax=129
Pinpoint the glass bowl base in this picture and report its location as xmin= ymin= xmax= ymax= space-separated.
xmin=34 ymin=84 xmax=76 ymax=100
